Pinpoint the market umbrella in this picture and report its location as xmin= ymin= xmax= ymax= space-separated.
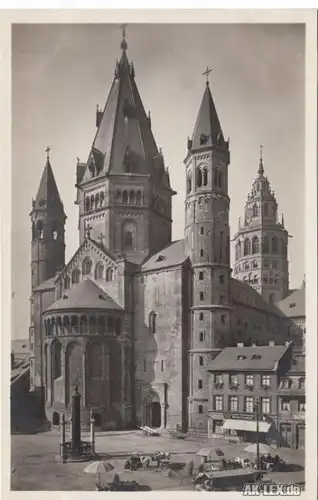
xmin=84 ymin=461 xmax=115 ymax=486
xmin=196 ymin=448 xmax=225 ymax=461
xmin=244 ymin=443 xmax=275 ymax=455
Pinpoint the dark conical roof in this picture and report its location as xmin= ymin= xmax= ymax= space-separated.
xmin=191 ymin=82 xmax=225 ymax=151
xmin=81 ymin=41 xmax=168 ymax=185
xmin=32 ymin=159 xmax=64 ymax=213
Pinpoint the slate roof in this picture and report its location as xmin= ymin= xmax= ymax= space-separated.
xmin=45 ymin=278 xmax=122 ymax=313
xmin=32 ymin=159 xmax=64 ymax=214
xmin=206 ymin=343 xmax=291 ymax=372
xmin=190 ymin=82 xmax=225 ymax=151
xmin=276 ymin=288 xmax=305 ymax=318
xmin=230 ymin=278 xmax=284 ymax=317
xmin=34 ymin=277 xmax=56 ymax=292
xmin=141 ymin=240 xmax=187 ymax=272
xmin=80 ymin=42 xmax=171 ymax=190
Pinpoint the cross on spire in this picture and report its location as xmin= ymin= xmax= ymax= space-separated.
xmin=120 ymin=23 xmax=128 ymax=51
xmin=45 ymin=145 xmax=51 ymax=160
xmin=258 ymin=144 xmax=264 ymax=177
xmin=202 ymin=66 xmax=212 ymax=84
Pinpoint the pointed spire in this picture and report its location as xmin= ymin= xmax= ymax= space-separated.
xmin=258 ymin=144 xmax=264 ymax=177
xmin=32 ymin=148 xmax=64 ymax=213
xmin=190 ymin=70 xmax=224 ymax=151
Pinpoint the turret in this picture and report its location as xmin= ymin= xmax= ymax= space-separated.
xmin=30 ymin=147 xmax=66 ymax=290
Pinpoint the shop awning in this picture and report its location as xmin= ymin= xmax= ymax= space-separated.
xmin=222 ymin=419 xmax=271 ymax=433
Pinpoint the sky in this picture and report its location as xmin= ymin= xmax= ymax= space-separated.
xmin=11 ymin=23 xmax=305 ymax=340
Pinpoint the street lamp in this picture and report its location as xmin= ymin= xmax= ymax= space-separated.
xmin=254 ymin=396 xmax=260 ymax=470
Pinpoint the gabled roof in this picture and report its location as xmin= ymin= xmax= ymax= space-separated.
xmin=276 ymin=288 xmax=305 ymax=318
xmin=45 ymin=278 xmax=122 ymax=313
xmin=81 ymin=41 xmax=170 ymax=187
xmin=207 ymin=343 xmax=291 ymax=373
xmin=190 ymin=82 xmax=225 ymax=151
xmin=141 ymin=240 xmax=187 ymax=272
xmin=32 ymin=159 xmax=64 ymax=214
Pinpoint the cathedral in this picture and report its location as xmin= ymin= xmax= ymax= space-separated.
xmin=28 ymin=31 xmax=303 ymax=433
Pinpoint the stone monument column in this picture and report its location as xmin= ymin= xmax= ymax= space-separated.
xmin=71 ymin=384 xmax=81 ymax=458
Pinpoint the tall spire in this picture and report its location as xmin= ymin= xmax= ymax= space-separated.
xmin=190 ymin=69 xmax=225 ymax=151
xmin=32 ymin=148 xmax=64 ymax=213
xmin=258 ymin=144 xmax=264 ymax=177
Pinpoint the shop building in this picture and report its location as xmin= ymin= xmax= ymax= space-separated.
xmin=207 ymin=342 xmax=305 ymax=448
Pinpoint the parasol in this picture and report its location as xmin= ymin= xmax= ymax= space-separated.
xmin=84 ymin=461 xmax=115 ymax=486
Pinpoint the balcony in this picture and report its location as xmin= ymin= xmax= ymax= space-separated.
xmin=213 ymin=382 xmax=224 ymax=390
xmin=244 ymin=384 xmax=254 ymax=391
xmin=229 ymin=383 xmax=239 ymax=391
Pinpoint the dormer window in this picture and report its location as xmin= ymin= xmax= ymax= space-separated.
xmin=289 ymin=303 xmax=296 ymax=308
xmin=156 ymin=255 xmax=166 ymax=262
xmin=237 ymin=355 xmax=246 ymax=360
xmin=200 ymin=133 xmax=207 ymax=145
xmin=251 ymin=354 xmax=261 ymax=360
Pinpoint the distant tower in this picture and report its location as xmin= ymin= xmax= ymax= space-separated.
xmin=184 ymin=68 xmax=231 ymax=432
xmin=232 ymin=146 xmax=289 ymax=304
xmin=30 ymin=147 xmax=66 ymax=289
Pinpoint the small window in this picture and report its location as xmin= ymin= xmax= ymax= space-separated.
xmin=200 ymin=227 xmax=204 ymax=235
xmin=219 ymin=275 xmax=225 ymax=285
xmin=298 ymin=401 xmax=305 ymax=412
xmin=289 ymin=303 xmax=296 ymax=308
xmin=199 ymin=356 xmax=203 ymax=366
xmin=245 ymin=374 xmax=254 ymax=386
xmin=200 ymin=249 xmax=204 ymax=257
xmin=198 ymin=405 xmax=203 ymax=414
xmin=221 ymin=314 xmax=226 ymax=325
xmin=161 ymin=360 xmax=164 ymax=372
xmin=199 ymin=271 xmax=204 ymax=280
xmin=220 ymin=295 xmax=225 ymax=304
xmin=198 ymin=379 xmax=203 ymax=389
xmin=144 ymin=359 xmax=147 ymax=372
xmin=199 ymin=332 xmax=204 ymax=342
xmin=281 ymin=400 xmax=291 ymax=412
xmin=199 ymin=313 xmax=204 ymax=321
xmin=200 ymin=292 xmax=204 ymax=301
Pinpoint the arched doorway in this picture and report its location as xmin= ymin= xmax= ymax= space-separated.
xmin=151 ymin=402 xmax=161 ymax=428
xmin=52 ymin=412 xmax=60 ymax=426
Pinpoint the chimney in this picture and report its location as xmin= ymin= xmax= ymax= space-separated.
xmin=269 ymin=341 xmax=275 ymax=347
xmin=237 ymin=343 xmax=244 ymax=348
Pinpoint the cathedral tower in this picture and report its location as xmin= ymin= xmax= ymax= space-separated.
xmin=232 ymin=148 xmax=289 ymax=303
xmin=30 ymin=148 xmax=66 ymax=290
xmin=75 ymin=29 xmax=176 ymax=264
xmin=184 ymin=71 xmax=231 ymax=432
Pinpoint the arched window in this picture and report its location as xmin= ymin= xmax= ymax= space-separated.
xmin=253 ymin=275 xmax=258 ymax=284
xmin=80 ymin=315 xmax=87 ymax=334
xmin=53 ymin=341 xmax=62 ymax=379
xmin=98 ymin=316 xmax=105 ymax=334
xmin=106 ymin=267 xmax=114 ymax=281
xmin=115 ymin=318 xmax=121 ymax=336
xmin=115 ymin=190 xmax=121 ymax=202
xmin=100 ymin=192 xmax=105 ymax=207
xmin=72 ymin=268 xmax=80 ymax=284
xmin=237 ymin=240 xmax=241 ymax=259
xmin=82 ymin=258 xmax=92 ymax=275
xmin=187 ymin=175 xmax=192 ymax=193
xmin=124 ymin=230 xmax=133 ymax=250
xmin=136 ymin=191 xmax=142 ymax=205
xmin=149 ymin=311 xmax=157 ymax=334
xmin=203 ymin=168 xmax=208 ymax=186
xmin=36 ymin=220 xmax=44 ymax=239
xmin=198 ymin=405 xmax=203 ymax=414
xmin=129 ymin=190 xmax=135 ymax=204
xmin=63 ymin=316 xmax=70 ymax=335
xmin=89 ymin=344 xmax=102 ymax=378
xmin=263 ymin=236 xmax=270 ymax=253
xmin=64 ymin=276 xmax=70 ymax=289
xmin=244 ymin=238 xmax=251 ymax=256
xmin=197 ymin=168 xmax=202 ymax=187
xmin=90 ymin=195 xmax=95 ymax=210
xmin=95 ymin=263 xmax=104 ymax=280
xmin=122 ymin=190 xmax=128 ymax=204
xmin=271 ymin=236 xmax=278 ymax=254
xmin=252 ymin=236 xmax=259 ymax=254
xmin=85 ymin=197 xmax=90 ymax=212
xmin=95 ymin=193 xmax=100 ymax=208
xmin=52 ymin=412 xmax=60 ymax=426
xmin=252 ymin=204 xmax=258 ymax=217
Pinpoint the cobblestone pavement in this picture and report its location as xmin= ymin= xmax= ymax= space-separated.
xmin=10 ymin=429 xmax=305 ymax=491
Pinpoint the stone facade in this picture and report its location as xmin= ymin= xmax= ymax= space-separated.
xmin=28 ymin=34 xmax=304 ymax=433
